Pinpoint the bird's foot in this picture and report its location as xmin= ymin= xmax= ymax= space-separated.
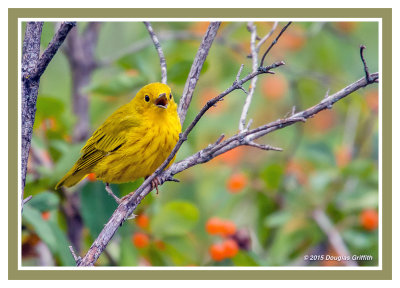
xmin=105 ymin=183 xmax=122 ymax=204
xmin=145 ymin=176 xmax=161 ymax=194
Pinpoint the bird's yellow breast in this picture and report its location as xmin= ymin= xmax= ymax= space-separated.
xmin=93 ymin=106 xmax=181 ymax=184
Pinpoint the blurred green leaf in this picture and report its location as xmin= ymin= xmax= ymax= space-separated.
xmin=22 ymin=205 xmax=75 ymax=266
xmin=342 ymin=229 xmax=377 ymax=250
xmin=232 ymin=251 xmax=261 ymax=266
xmin=261 ymin=163 xmax=284 ymax=190
xmin=28 ymin=191 xmax=60 ymax=212
xmin=168 ymin=59 xmax=193 ymax=85
xmin=87 ymin=73 xmax=146 ymax=96
xmin=80 ymin=182 xmax=119 ymax=238
xmin=151 ymin=201 xmax=199 ymax=237
xmin=119 ymin=234 xmax=139 ymax=266
xmin=265 ymin=210 xmax=291 ymax=228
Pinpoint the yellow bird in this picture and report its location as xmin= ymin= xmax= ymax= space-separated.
xmin=55 ymin=83 xmax=182 ymax=199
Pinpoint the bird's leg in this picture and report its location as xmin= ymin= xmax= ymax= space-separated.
xmin=145 ymin=176 xmax=161 ymax=194
xmin=105 ymin=183 xmax=122 ymax=204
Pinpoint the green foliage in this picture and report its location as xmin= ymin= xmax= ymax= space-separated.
xmin=80 ymin=182 xmax=119 ymax=237
xmin=22 ymin=204 xmax=76 ymax=266
xmin=151 ymin=201 xmax=199 ymax=237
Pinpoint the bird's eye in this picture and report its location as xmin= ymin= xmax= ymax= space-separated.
xmin=169 ymin=93 xmax=172 ymax=100
xmin=145 ymin=95 xmax=150 ymax=102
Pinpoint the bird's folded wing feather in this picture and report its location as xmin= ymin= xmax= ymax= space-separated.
xmin=74 ymin=105 xmax=140 ymax=172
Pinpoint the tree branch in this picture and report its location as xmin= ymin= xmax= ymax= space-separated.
xmin=239 ymin=22 xmax=278 ymax=132
xmin=77 ymin=59 xmax=378 ymax=267
xmin=312 ymin=209 xmax=358 ymax=266
xmin=177 ymin=22 xmax=221 ymax=125
xmin=143 ymin=21 xmax=167 ymax=84
xmin=259 ymin=21 xmax=292 ymax=67
xmin=29 ymin=22 xmax=76 ymax=81
xmin=21 ymin=21 xmax=75 ymax=212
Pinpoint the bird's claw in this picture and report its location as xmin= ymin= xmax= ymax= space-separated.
xmin=105 ymin=183 xmax=122 ymax=204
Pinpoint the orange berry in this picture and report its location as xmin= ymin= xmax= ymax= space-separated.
xmin=278 ymin=25 xmax=306 ymax=52
xmin=261 ymin=74 xmax=288 ymax=100
xmin=206 ymin=217 xmax=223 ymax=235
xmin=365 ymin=90 xmax=379 ymax=114
xmin=222 ymin=239 xmax=239 ymax=258
xmin=360 ymin=209 xmax=379 ymax=231
xmin=221 ymin=220 xmax=237 ymax=237
xmin=190 ymin=22 xmax=211 ymax=36
xmin=227 ymin=173 xmax=248 ymax=193
xmin=335 ymin=145 xmax=352 ymax=168
xmin=217 ymin=146 xmax=245 ymax=166
xmin=198 ymin=88 xmax=226 ymax=114
xmin=87 ymin=173 xmax=96 ymax=182
xmin=209 ymin=243 xmax=225 ymax=261
xmin=334 ymin=22 xmax=358 ymax=34
xmin=154 ymin=240 xmax=166 ymax=251
xmin=136 ymin=214 xmax=149 ymax=229
xmin=309 ymin=109 xmax=336 ymax=132
xmin=41 ymin=211 xmax=51 ymax=221
xmin=132 ymin=232 xmax=150 ymax=248
xmin=125 ymin=69 xmax=139 ymax=77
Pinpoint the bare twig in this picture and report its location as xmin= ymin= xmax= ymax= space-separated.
xmin=259 ymin=21 xmax=292 ymax=68
xmin=239 ymin=22 xmax=280 ymax=132
xmin=178 ymin=22 xmax=221 ymax=124
xmin=144 ymin=22 xmax=167 ymax=84
xmin=360 ymin=45 xmax=372 ymax=83
xmin=21 ymin=22 xmax=75 ymax=213
xmin=312 ymin=209 xmax=358 ymax=266
xmin=69 ymin=245 xmax=82 ymax=265
xmin=22 ymin=195 xmax=33 ymax=206
xmin=239 ymin=22 xmax=258 ymax=132
xmin=29 ymin=22 xmax=76 ymax=81
xmin=256 ymin=22 xmax=279 ymax=51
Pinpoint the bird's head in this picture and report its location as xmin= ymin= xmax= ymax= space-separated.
xmin=133 ymin=82 xmax=177 ymax=115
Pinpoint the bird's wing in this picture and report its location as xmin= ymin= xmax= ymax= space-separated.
xmin=74 ymin=105 xmax=140 ymax=172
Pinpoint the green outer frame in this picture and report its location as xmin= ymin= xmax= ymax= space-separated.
xmin=9 ymin=8 xmax=392 ymax=280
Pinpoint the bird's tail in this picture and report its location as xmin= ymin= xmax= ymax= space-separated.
xmin=55 ymin=165 xmax=88 ymax=190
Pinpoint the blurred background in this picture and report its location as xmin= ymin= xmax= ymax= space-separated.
xmin=21 ymin=21 xmax=379 ymax=267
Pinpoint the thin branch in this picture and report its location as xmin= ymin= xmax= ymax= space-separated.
xmin=259 ymin=21 xmax=292 ymax=67
xmin=312 ymin=209 xmax=358 ymax=266
xmin=29 ymin=22 xmax=76 ymax=81
xmin=239 ymin=22 xmax=278 ymax=132
xmin=21 ymin=22 xmax=75 ymax=213
xmin=69 ymin=245 xmax=82 ymax=265
xmin=178 ymin=22 xmax=221 ymax=125
xmin=143 ymin=22 xmax=167 ymax=84
xmin=256 ymin=22 xmax=279 ymax=51
xmin=360 ymin=45 xmax=372 ymax=83
xmin=239 ymin=22 xmax=258 ymax=132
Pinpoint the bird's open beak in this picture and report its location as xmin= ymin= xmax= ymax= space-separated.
xmin=154 ymin=93 xmax=168 ymax=109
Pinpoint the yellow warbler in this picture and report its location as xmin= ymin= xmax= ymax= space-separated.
xmin=55 ymin=83 xmax=181 ymax=190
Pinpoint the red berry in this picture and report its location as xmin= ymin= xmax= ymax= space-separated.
xmin=206 ymin=217 xmax=223 ymax=235
xmin=226 ymin=173 xmax=248 ymax=193
xmin=360 ymin=209 xmax=379 ymax=231
xmin=222 ymin=239 xmax=239 ymax=258
xmin=209 ymin=243 xmax=225 ymax=261
xmin=136 ymin=214 xmax=149 ymax=229
xmin=132 ymin=232 xmax=150 ymax=248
